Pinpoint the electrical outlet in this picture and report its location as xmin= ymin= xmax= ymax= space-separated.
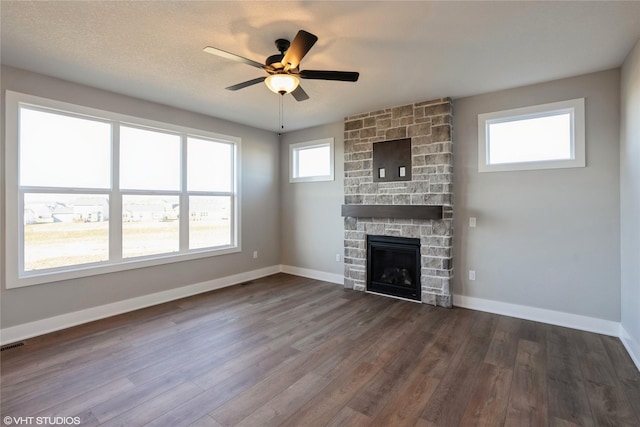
xmin=253 ymin=251 xmax=258 ymax=259
xmin=469 ymin=270 xmax=476 ymax=281
xmin=469 ymin=217 xmax=477 ymax=228
xmin=335 ymin=253 xmax=341 ymax=262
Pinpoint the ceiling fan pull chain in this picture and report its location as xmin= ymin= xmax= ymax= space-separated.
xmin=280 ymin=94 xmax=284 ymax=130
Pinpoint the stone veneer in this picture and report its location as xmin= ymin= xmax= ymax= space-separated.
xmin=343 ymin=98 xmax=454 ymax=307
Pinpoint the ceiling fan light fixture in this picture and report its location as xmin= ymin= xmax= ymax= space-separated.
xmin=205 ymin=30 xmax=357 ymax=102
xmin=265 ymin=74 xmax=299 ymax=95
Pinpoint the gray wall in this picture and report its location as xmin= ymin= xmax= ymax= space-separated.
xmin=621 ymin=40 xmax=640 ymax=355
xmin=279 ymin=122 xmax=344 ymax=277
xmin=453 ymin=69 xmax=621 ymax=321
xmin=2 ymin=62 xmax=633 ymax=346
xmin=279 ymin=70 xmax=624 ymax=325
xmin=0 ymin=65 xmax=280 ymax=328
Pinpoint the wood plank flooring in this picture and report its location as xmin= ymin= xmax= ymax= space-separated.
xmin=1 ymin=273 xmax=639 ymax=426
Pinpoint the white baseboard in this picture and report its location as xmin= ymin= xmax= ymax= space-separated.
xmin=620 ymin=324 xmax=640 ymax=371
xmin=3 ymin=269 xmax=636 ymax=373
xmin=279 ymin=265 xmax=344 ymax=285
xmin=0 ymin=265 xmax=280 ymax=346
xmin=453 ymin=294 xmax=621 ymax=337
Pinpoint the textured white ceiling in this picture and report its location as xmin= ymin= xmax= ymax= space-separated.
xmin=2 ymin=1 xmax=640 ymax=132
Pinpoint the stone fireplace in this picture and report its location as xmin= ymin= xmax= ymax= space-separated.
xmin=342 ymin=98 xmax=453 ymax=307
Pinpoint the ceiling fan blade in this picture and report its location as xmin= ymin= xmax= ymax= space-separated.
xmin=291 ymin=85 xmax=309 ymax=102
xmin=225 ymin=77 xmax=266 ymax=91
xmin=281 ymin=30 xmax=318 ymax=70
xmin=300 ymin=70 xmax=359 ymax=82
xmin=203 ymin=46 xmax=265 ymax=69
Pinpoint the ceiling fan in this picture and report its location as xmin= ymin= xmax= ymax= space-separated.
xmin=203 ymin=30 xmax=359 ymax=101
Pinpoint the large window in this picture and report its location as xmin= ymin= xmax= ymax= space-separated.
xmin=478 ymin=98 xmax=585 ymax=172
xmin=5 ymin=91 xmax=240 ymax=288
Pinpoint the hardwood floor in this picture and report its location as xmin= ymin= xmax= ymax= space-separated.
xmin=1 ymin=273 xmax=639 ymax=426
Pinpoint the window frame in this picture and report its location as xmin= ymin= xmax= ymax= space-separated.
xmin=289 ymin=138 xmax=335 ymax=183
xmin=478 ymin=98 xmax=585 ymax=173
xmin=5 ymin=90 xmax=241 ymax=289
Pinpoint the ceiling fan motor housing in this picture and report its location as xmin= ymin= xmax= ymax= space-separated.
xmin=275 ymin=38 xmax=290 ymax=53
xmin=266 ymin=39 xmax=290 ymax=69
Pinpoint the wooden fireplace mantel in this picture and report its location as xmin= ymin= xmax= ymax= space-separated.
xmin=341 ymin=205 xmax=443 ymax=220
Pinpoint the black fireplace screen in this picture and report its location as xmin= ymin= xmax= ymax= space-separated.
xmin=367 ymin=235 xmax=421 ymax=301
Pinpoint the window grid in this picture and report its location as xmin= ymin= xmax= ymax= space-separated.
xmin=5 ymin=91 xmax=240 ymax=288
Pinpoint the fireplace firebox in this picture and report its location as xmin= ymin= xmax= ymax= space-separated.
xmin=367 ymin=235 xmax=421 ymax=301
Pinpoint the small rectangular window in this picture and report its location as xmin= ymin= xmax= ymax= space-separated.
xmin=289 ymin=138 xmax=334 ymax=182
xmin=478 ymin=98 xmax=585 ymax=172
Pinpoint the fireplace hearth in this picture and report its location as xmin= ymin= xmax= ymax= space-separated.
xmin=367 ymin=235 xmax=421 ymax=301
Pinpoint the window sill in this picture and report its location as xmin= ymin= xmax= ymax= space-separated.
xmin=8 ymin=245 xmax=240 ymax=289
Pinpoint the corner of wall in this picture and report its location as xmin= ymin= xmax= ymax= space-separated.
xmin=621 ymin=324 xmax=640 ymax=371
xmin=620 ymin=36 xmax=640 ymax=372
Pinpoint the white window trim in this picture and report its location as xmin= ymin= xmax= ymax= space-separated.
xmin=478 ymin=98 xmax=585 ymax=172
xmin=5 ymin=90 xmax=241 ymax=289
xmin=289 ymin=138 xmax=335 ymax=183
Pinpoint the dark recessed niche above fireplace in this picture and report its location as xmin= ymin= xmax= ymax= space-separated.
xmin=372 ymin=138 xmax=411 ymax=182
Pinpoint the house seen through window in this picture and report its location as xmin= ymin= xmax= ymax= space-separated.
xmin=7 ymin=91 xmax=239 ymax=288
